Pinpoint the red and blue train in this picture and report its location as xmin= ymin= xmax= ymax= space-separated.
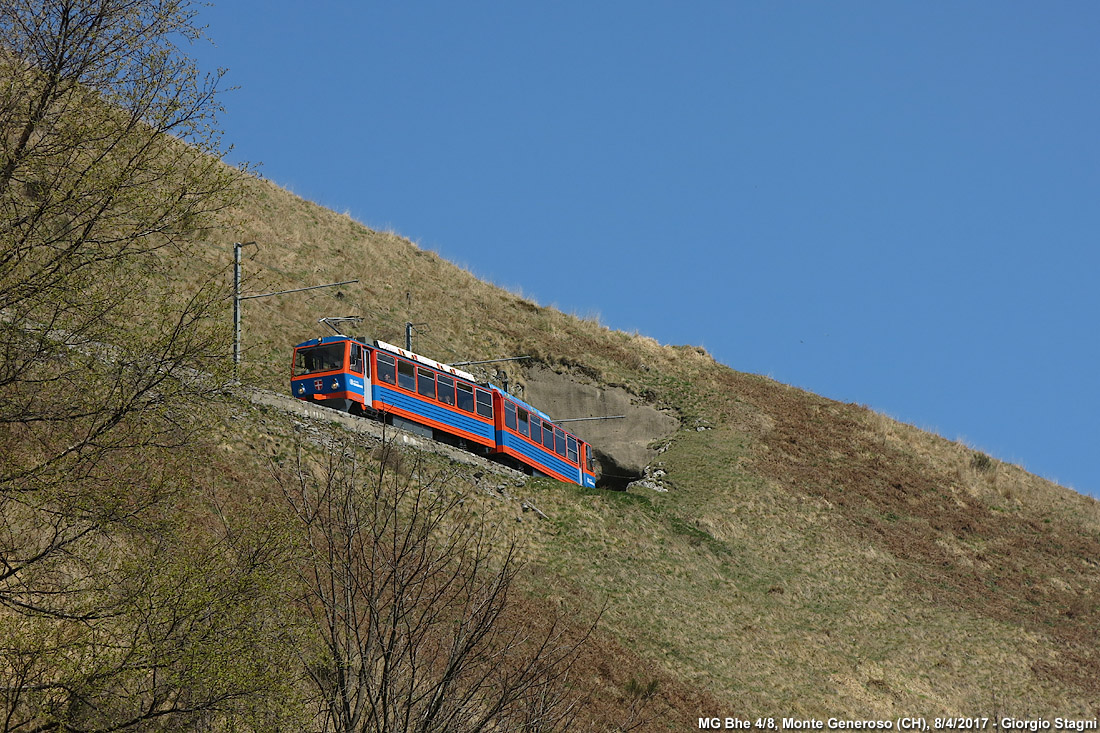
xmin=290 ymin=335 xmax=598 ymax=487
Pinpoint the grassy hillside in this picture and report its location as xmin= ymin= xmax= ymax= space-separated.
xmin=7 ymin=5 xmax=1096 ymax=726
xmin=187 ymin=173 xmax=1100 ymax=718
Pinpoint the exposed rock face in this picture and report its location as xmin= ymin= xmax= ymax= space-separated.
xmin=517 ymin=365 xmax=679 ymax=488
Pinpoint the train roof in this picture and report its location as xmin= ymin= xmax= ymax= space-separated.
xmin=293 ymin=335 xmax=353 ymax=348
xmin=372 ymin=340 xmax=479 ymax=383
xmin=491 ymin=386 xmax=554 ymax=425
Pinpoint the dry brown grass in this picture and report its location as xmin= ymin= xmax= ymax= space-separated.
xmin=167 ymin=172 xmax=1100 ymax=718
xmin=202 ymin=397 xmax=730 ymax=730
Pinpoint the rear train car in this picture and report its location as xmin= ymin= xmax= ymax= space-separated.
xmin=290 ymin=336 xmax=597 ymax=487
xmin=493 ymin=392 xmax=596 ymax=487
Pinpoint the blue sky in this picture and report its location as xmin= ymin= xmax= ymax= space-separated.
xmin=192 ymin=2 xmax=1100 ymax=496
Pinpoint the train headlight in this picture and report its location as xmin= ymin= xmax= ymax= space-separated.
xmin=297 ymin=386 xmax=305 ymax=394
xmin=331 ymin=380 xmax=339 ymax=389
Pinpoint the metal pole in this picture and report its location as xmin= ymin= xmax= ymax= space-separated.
xmin=233 ymin=243 xmax=242 ymax=379
xmin=231 ymin=240 xmax=353 ymax=383
xmin=406 ymin=322 xmax=413 ymax=351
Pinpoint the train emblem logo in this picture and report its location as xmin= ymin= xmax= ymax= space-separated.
xmin=314 ymin=379 xmax=323 ymax=391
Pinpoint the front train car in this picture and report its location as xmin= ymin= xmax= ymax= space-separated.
xmin=290 ymin=336 xmax=370 ymax=414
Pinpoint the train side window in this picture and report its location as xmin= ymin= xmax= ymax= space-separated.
xmin=504 ymin=401 xmax=517 ymax=431
xmin=349 ymin=343 xmax=364 ymax=375
xmin=397 ymin=359 xmax=415 ymax=391
xmin=417 ymin=368 xmax=436 ymax=399
xmin=567 ymin=436 xmax=578 ymax=463
xmin=517 ymin=407 xmax=529 ymax=437
xmin=585 ymin=445 xmax=595 ymax=473
xmin=456 ymin=382 xmax=474 ymax=412
xmin=554 ymin=427 xmax=566 ymax=457
xmin=542 ymin=421 xmax=554 ymax=450
xmin=529 ymin=414 xmax=540 ymax=441
xmin=475 ymin=389 xmax=493 ymax=418
xmin=376 ymin=353 xmax=396 ymax=384
xmin=437 ymin=374 xmax=455 ymax=406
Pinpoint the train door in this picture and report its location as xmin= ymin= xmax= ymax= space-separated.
xmin=580 ymin=442 xmax=597 ymax=488
xmin=346 ymin=341 xmax=369 ymax=409
xmin=491 ymin=390 xmax=506 ymax=448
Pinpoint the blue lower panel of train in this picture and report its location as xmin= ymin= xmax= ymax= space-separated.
xmin=497 ymin=431 xmax=581 ymax=484
xmin=291 ymin=373 xmax=368 ymax=402
xmin=373 ymin=385 xmax=494 ymax=446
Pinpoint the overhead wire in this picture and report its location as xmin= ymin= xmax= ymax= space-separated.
xmin=238 ymin=250 xmax=407 ymax=338
xmin=219 ymin=238 xmax=537 ymax=367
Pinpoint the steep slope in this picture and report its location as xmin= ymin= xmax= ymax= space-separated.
xmin=195 ymin=174 xmax=1100 ymax=716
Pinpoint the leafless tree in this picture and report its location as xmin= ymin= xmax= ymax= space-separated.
xmin=0 ymin=3 xmax=294 ymax=731
xmin=0 ymin=0 xmax=238 ymax=490
xmin=277 ymin=433 xmax=594 ymax=733
xmin=0 ymin=0 xmax=237 ymax=612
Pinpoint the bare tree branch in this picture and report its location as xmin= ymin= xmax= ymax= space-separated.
xmin=276 ymin=431 xmax=595 ymax=733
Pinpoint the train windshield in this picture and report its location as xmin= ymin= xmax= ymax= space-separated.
xmin=294 ymin=343 xmax=346 ymax=375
